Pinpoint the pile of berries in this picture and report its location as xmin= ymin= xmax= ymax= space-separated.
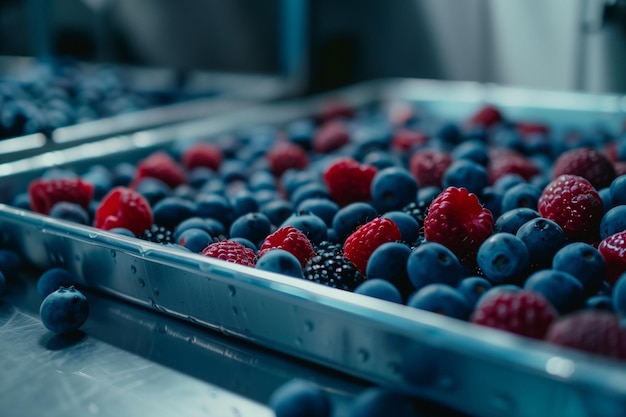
xmin=10 ymin=98 xmax=626 ymax=363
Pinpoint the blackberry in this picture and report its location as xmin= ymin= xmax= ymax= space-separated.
xmin=138 ymin=224 xmax=175 ymax=244
xmin=304 ymin=241 xmax=364 ymax=291
xmin=401 ymin=200 xmax=429 ymax=230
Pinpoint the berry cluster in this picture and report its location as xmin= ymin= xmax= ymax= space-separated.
xmin=11 ymin=99 xmax=626 ymax=363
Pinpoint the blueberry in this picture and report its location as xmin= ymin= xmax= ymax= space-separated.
xmin=219 ymin=159 xmax=248 ymax=183
xmin=296 ymin=198 xmax=339 ymax=227
xmin=479 ymin=186 xmax=503 ymax=220
xmin=476 ymin=233 xmax=529 ymax=285
xmin=370 ymin=166 xmax=418 ymax=213
xmin=173 ymin=184 xmax=196 ymax=201
xmin=492 ymin=174 xmax=526 ymax=193
xmin=0 ymin=249 xmax=22 ymax=278
xmin=260 ymin=199 xmax=295 ymax=227
xmin=406 ymin=242 xmax=464 ymax=290
xmin=407 ymin=283 xmax=471 ymax=320
xmin=188 ymin=167 xmax=215 ymax=188
xmin=456 ymin=276 xmax=492 ymax=309
xmin=381 ymin=211 xmax=420 ymax=245
xmin=248 ymin=170 xmax=277 ymax=191
xmin=49 ymin=202 xmax=90 ymax=225
xmin=516 ymin=217 xmax=565 ymax=269
xmin=39 ymin=286 xmax=89 ymax=334
xmin=500 ymin=183 xmax=541 ymax=213
xmin=600 ymin=205 xmax=626 ymax=240
xmin=493 ymin=208 xmax=540 ymax=235
xmin=229 ymin=189 xmax=259 ymax=218
xmin=552 ymin=242 xmax=606 ymax=296
xmin=475 ymin=284 xmax=522 ymax=309
xmin=290 ymin=182 xmax=330 ymax=207
xmin=287 ymin=119 xmax=315 ymax=150
xmin=524 ymin=269 xmax=584 ymax=314
xmin=82 ymin=165 xmax=113 ymax=199
xmin=109 ymin=227 xmax=135 ymax=237
xmin=416 ymin=186 xmax=441 ymax=205
xmin=152 ymin=197 xmax=198 ymax=231
xmin=585 ymin=295 xmax=614 ymax=311
xmin=37 ymin=267 xmax=76 ymax=299
xmin=11 ymin=192 xmax=31 ymax=210
xmin=281 ymin=211 xmax=327 ymax=245
xmin=451 ymin=139 xmax=489 ymax=166
xmin=354 ymin=278 xmax=402 ymax=303
xmin=609 ymin=175 xmax=626 ymax=207
xmin=599 ymin=187 xmax=613 ymax=214
xmin=174 ymin=217 xmax=216 ymax=241
xmin=230 ymin=237 xmax=258 ymax=253
xmin=332 ymin=202 xmax=377 ymax=242
xmin=0 ymin=271 xmax=5 ymax=295
xmin=437 ymin=122 xmax=463 ymax=145
xmin=177 ymin=228 xmax=212 ymax=253
xmin=268 ymin=379 xmax=331 ymax=417
xmin=229 ymin=212 xmax=272 ymax=248
xmin=442 ymin=159 xmax=488 ymax=195
xmin=135 ymin=177 xmax=171 ymax=206
xmin=347 ymin=387 xmax=418 ymax=417
xmin=256 ymin=249 xmax=303 ymax=278
xmin=195 ymin=193 xmax=233 ymax=227
xmin=365 ymin=242 xmax=412 ymax=292
xmin=613 ymin=273 xmax=626 ymax=317
xmin=362 ymin=150 xmax=402 ymax=170
xmin=281 ymin=170 xmax=321 ymax=198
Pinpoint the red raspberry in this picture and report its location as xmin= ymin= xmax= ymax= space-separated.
xmin=469 ymin=105 xmax=503 ymax=129
xmin=323 ymin=158 xmax=377 ymax=207
xmin=471 ymin=290 xmax=558 ymax=339
xmin=94 ymin=187 xmax=153 ymax=236
xmin=201 ymin=240 xmax=257 ymax=267
xmin=181 ymin=143 xmax=223 ymax=171
xmin=538 ymin=175 xmax=603 ymax=241
xmin=266 ymin=142 xmax=309 ymax=177
xmin=545 ymin=311 xmax=626 ymax=361
xmin=388 ymin=101 xmax=419 ymax=126
xmin=598 ymin=230 xmax=626 ymax=285
xmin=258 ymin=226 xmax=316 ymax=268
xmin=28 ymin=177 xmax=94 ymax=215
xmin=316 ymin=99 xmax=355 ymax=123
xmin=423 ymin=186 xmax=493 ymax=263
xmin=343 ymin=217 xmax=401 ymax=274
xmin=409 ymin=149 xmax=452 ymax=188
xmin=552 ymin=148 xmax=616 ymax=190
xmin=391 ymin=129 xmax=427 ymax=152
xmin=516 ymin=122 xmax=549 ymax=137
xmin=313 ymin=120 xmax=350 ymax=154
xmin=488 ymin=148 xmax=539 ymax=184
xmin=134 ymin=151 xmax=186 ymax=188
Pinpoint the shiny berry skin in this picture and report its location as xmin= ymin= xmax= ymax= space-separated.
xmin=476 ymin=233 xmax=529 ymax=285
xmin=552 ymin=242 xmax=606 ymax=297
xmin=229 ymin=212 xmax=272 ymax=248
xmin=469 ymin=105 xmax=503 ymax=129
xmin=423 ymin=186 xmax=494 ymax=263
xmin=493 ymin=208 xmax=540 ymax=235
xmin=524 ymin=269 xmax=584 ymax=314
xmin=500 ymin=183 xmax=541 ymax=213
xmin=268 ymin=379 xmax=331 ymax=417
xmin=545 ymin=311 xmax=626 ymax=361
xmin=407 ymin=242 xmax=464 ymax=290
xmin=407 ymin=283 xmax=471 ymax=320
xmin=181 ymin=143 xmax=223 ymax=171
xmin=28 ymin=177 xmax=94 ymax=215
xmin=442 ymin=159 xmax=488 ymax=195
xmin=552 ymin=147 xmax=616 ymax=190
xmin=370 ymin=166 xmax=418 ymax=213
xmin=95 ymin=187 xmax=153 ymax=236
xmin=343 ymin=217 xmax=401 ymax=275
xmin=409 ymin=149 xmax=452 ymax=188
xmin=39 ymin=286 xmax=89 ymax=334
xmin=36 ymin=267 xmax=75 ymax=299
xmin=134 ymin=151 xmax=186 ymax=189
xmin=256 ymin=249 xmax=304 ymax=278
xmin=515 ymin=217 xmax=565 ymax=269
xmin=49 ymin=201 xmax=90 ymax=225
xmin=258 ymin=226 xmax=316 ymax=268
xmin=598 ymin=230 xmax=626 ymax=285
xmin=332 ymin=202 xmax=377 ymax=242
xmin=457 ymin=276 xmax=492 ymax=309
xmin=538 ymin=175 xmax=603 ymax=241
xmin=313 ymin=120 xmax=350 ymax=154
xmin=200 ymin=240 xmax=257 ymax=267
xmin=600 ymin=205 xmax=626 ymax=240
xmin=470 ymin=290 xmax=558 ymax=339
xmin=354 ymin=278 xmax=403 ymax=303
xmin=323 ymin=158 xmax=377 ymax=207
xmin=266 ymin=142 xmax=309 ymax=177
xmin=613 ymin=273 xmax=626 ymax=316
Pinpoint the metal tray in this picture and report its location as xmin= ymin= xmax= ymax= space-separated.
xmin=0 ymin=79 xmax=625 ymax=417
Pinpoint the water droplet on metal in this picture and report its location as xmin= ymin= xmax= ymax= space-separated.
xmin=153 ymin=288 xmax=160 ymax=297
xmin=387 ymin=362 xmax=401 ymax=375
xmin=130 ymin=265 xmax=137 ymax=274
xmin=138 ymin=278 xmax=145 ymax=288
xmin=295 ymin=337 xmax=303 ymax=347
xmin=357 ymin=348 xmax=370 ymax=363
xmin=228 ymin=285 xmax=236 ymax=296
xmin=88 ymin=232 xmax=98 ymax=239
xmin=110 ymin=250 xmax=116 ymax=258
xmin=232 ymin=306 xmax=239 ymax=315
xmin=304 ymin=321 xmax=314 ymax=332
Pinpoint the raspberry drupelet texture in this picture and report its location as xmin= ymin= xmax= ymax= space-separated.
xmin=409 ymin=149 xmax=452 ymax=188
xmin=28 ymin=177 xmax=94 ymax=215
xmin=95 ymin=187 xmax=153 ymax=236
xmin=598 ymin=230 xmax=626 ymax=285
xmin=487 ymin=148 xmax=539 ymax=184
xmin=266 ymin=142 xmax=309 ymax=177
xmin=134 ymin=151 xmax=186 ymax=188
xmin=343 ymin=217 xmax=402 ymax=275
xmin=258 ymin=226 xmax=316 ymax=268
xmin=552 ymin=147 xmax=616 ymax=190
xmin=201 ymin=240 xmax=257 ymax=267
xmin=181 ymin=143 xmax=223 ymax=171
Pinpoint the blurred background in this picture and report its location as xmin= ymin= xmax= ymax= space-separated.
xmin=0 ymin=0 xmax=625 ymax=94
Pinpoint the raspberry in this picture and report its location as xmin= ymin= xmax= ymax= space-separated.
xmin=470 ymin=290 xmax=558 ymax=339
xmin=469 ymin=105 xmax=503 ymax=128
xmin=181 ymin=143 xmax=223 ymax=171
xmin=552 ymin=148 xmax=616 ymax=190
xmin=391 ymin=129 xmax=427 ymax=152
xmin=94 ymin=187 xmax=153 ymax=236
xmin=538 ymin=175 xmax=603 ymax=241
xmin=134 ymin=151 xmax=186 ymax=189
xmin=304 ymin=242 xmax=364 ymax=291
xmin=266 ymin=142 xmax=309 ymax=177
xmin=28 ymin=177 xmax=94 ymax=215
xmin=516 ymin=122 xmax=549 ymax=137
xmin=423 ymin=186 xmax=493 ymax=263
xmin=323 ymin=158 xmax=377 ymax=207
xmin=598 ymin=230 xmax=626 ymax=285
xmin=545 ymin=311 xmax=626 ymax=361
xmin=488 ymin=148 xmax=539 ymax=184
xmin=315 ymin=99 xmax=355 ymax=123
xmin=409 ymin=149 xmax=452 ymax=188
xmin=343 ymin=217 xmax=401 ymax=275
xmin=201 ymin=240 xmax=257 ymax=267
xmin=313 ymin=120 xmax=350 ymax=154
xmin=258 ymin=226 xmax=316 ymax=268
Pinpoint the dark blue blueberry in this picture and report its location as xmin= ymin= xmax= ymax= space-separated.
xmin=479 ymin=187 xmax=503 ymax=220
xmin=260 ymin=199 xmax=294 ymax=227
xmin=362 ymin=150 xmax=402 ymax=170
xmin=456 ymin=276 xmax=492 ymax=310
xmin=268 ymin=379 xmax=331 ymax=417
xmin=256 ymin=249 xmax=303 ymax=278
xmin=552 ymin=242 xmax=606 ymax=297
xmin=281 ymin=211 xmax=327 ymax=245
xmin=49 ymin=202 xmax=90 ymax=225
xmin=174 ymin=217 xmax=217 ymax=241
xmin=230 ymin=237 xmax=258 ymax=253
xmin=613 ymin=273 xmax=626 ymax=317
xmin=585 ymin=295 xmax=614 ymax=311
xmin=599 ymin=187 xmax=612 ymax=214
xmin=229 ymin=212 xmax=272 ymax=248
xmin=416 ymin=186 xmax=441 ymax=205
xmin=352 ymin=122 xmax=392 ymax=160
xmin=500 ymin=183 xmax=541 ymax=213
xmin=451 ymin=139 xmax=489 ymax=166
xmin=381 ymin=211 xmax=420 ymax=245
xmin=516 ymin=217 xmax=565 ymax=269
xmin=354 ymin=278 xmax=402 ymax=303
xmin=524 ymin=269 xmax=584 ymax=314
xmin=152 ymin=197 xmax=198 ymax=231
xmin=248 ymin=170 xmax=277 ymax=191
xmin=199 ymin=177 xmax=226 ymax=195
xmin=176 ymin=228 xmax=212 ymax=253
xmin=347 ymin=387 xmax=418 ymax=417
xmin=406 ymin=242 xmax=464 ymax=290
xmin=290 ymin=182 xmax=330 ymax=207
xmin=407 ymin=283 xmax=471 ymax=320
xmin=254 ymin=189 xmax=282 ymax=207
xmin=370 ymin=166 xmax=418 ymax=213
xmin=195 ymin=193 xmax=233 ymax=227
xmin=477 ymin=233 xmax=529 ymax=285
xmin=332 ymin=202 xmax=377 ymax=242
xmin=135 ymin=177 xmax=171 ymax=206
xmin=82 ymin=165 xmax=113 ymax=199
xmin=11 ymin=192 xmax=31 ymax=210
xmin=492 ymin=174 xmax=526 ymax=194
xmin=600 ymin=205 xmax=626 ymax=240
xmin=230 ymin=189 xmax=259 ymax=218
xmin=0 ymin=249 xmax=22 ymax=278
xmin=109 ymin=227 xmax=135 ymax=237
xmin=173 ymin=184 xmax=196 ymax=201
xmin=188 ymin=167 xmax=216 ymax=188
xmin=36 ymin=267 xmax=75 ymax=299
xmin=442 ymin=159 xmax=488 ymax=195
xmin=281 ymin=170 xmax=321 ymax=199
xmin=365 ymin=242 xmax=412 ymax=294
xmin=437 ymin=122 xmax=463 ymax=145
xmin=296 ymin=198 xmax=339 ymax=227
xmin=493 ymin=208 xmax=540 ymax=235
xmin=39 ymin=286 xmax=89 ymax=334
xmin=609 ymin=174 xmax=626 ymax=207
xmin=219 ymin=159 xmax=248 ymax=183
xmin=287 ymin=119 xmax=315 ymax=150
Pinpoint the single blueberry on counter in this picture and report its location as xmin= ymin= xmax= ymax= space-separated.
xmin=39 ymin=286 xmax=89 ymax=334
xmin=268 ymin=379 xmax=331 ymax=417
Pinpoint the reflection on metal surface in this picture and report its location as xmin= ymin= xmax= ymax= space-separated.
xmin=546 ymin=357 xmax=576 ymax=378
